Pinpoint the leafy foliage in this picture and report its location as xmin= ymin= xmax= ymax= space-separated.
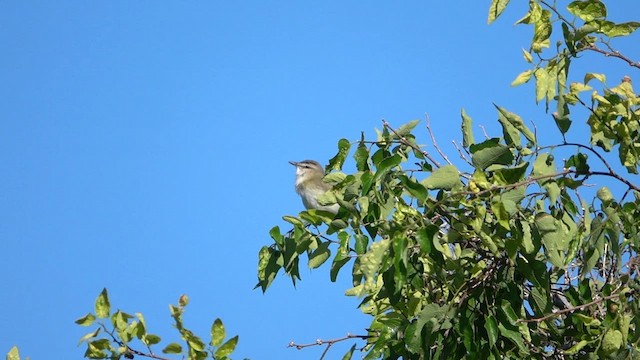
xmin=259 ymin=1 xmax=640 ymax=358
xmin=75 ymin=289 xmax=240 ymax=360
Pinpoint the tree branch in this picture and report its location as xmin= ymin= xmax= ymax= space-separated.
xmin=288 ymin=333 xmax=369 ymax=359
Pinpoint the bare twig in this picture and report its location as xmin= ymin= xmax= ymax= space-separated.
xmin=585 ymin=45 xmax=640 ymax=69
xmin=540 ymin=0 xmax=640 ymax=69
xmin=382 ymin=119 xmax=441 ymax=168
xmin=478 ymin=125 xmax=490 ymax=139
xmin=425 ymin=114 xmax=452 ymax=165
xmin=452 ymin=140 xmax=473 ymax=166
xmin=519 ymin=293 xmax=621 ymax=323
xmin=288 ymin=333 xmax=369 ymax=359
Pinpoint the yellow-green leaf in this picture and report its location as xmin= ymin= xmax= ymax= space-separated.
xmin=95 ymin=288 xmax=110 ymax=319
xmin=511 ymin=69 xmax=533 ymax=86
xmin=215 ymin=335 xmax=239 ymax=358
xmin=421 ymin=165 xmax=460 ymax=190
xmin=211 ymin=318 xmax=225 ymax=347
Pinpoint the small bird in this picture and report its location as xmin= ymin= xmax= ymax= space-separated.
xmin=289 ymin=160 xmax=339 ymax=214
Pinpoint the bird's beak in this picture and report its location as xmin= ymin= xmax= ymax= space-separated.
xmin=289 ymin=161 xmax=299 ymax=167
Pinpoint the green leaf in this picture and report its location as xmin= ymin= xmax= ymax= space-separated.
xmin=328 ymin=138 xmax=351 ymax=171
xmin=399 ymin=175 xmax=428 ymax=203
xmin=461 ymin=108 xmax=475 ymax=147
xmin=308 ymin=241 xmax=331 ymax=269
xmin=563 ymin=340 xmax=589 ymax=355
xmin=162 ymin=343 xmax=183 ymax=354
xmin=532 ymin=9 xmax=552 ymax=53
xmin=406 ymin=304 xmax=447 ymax=351
xmin=215 ymin=335 xmax=238 ymax=358
xmin=596 ymin=186 xmax=614 ymax=203
xmin=95 ymin=288 xmax=110 ymax=319
xmin=522 ymin=48 xmax=533 ymax=63
xmin=601 ymin=21 xmax=640 ymax=37
xmin=84 ymin=339 xmax=108 ymax=359
xmin=470 ymin=139 xmax=514 ymax=170
xmin=493 ymin=162 xmax=529 ymax=185
xmin=534 ymin=213 xmax=565 ymax=267
xmin=497 ymin=322 xmax=528 ymax=353
xmin=485 ymin=315 xmax=499 ymax=347
xmin=341 ymin=344 xmax=357 ymax=360
xmin=488 ymin=0 xmax=511 ymax=24
xmin=396 ymin=119 xmax=420 ymax=136
xmin=511 ymin=69 xmax=533 ymax=86
xmin=532 ymin=153 xmax=560 ymax=203
xmin=359 ymin=238 xmax=390 ymax=292
xmin=601 ymin=330 xmax=623 ymax=355
xmin=421 ymin=165 xmax=460 ymax=190
xmin=584 ymin=72 xmax=606 ymax=85
xmin=567 ymin=0 xmax=607 ymax=22
xmin=144 ymin=334 xmax=161 ymax=345
xmin=354 ymin=138 xmax=370 ymax=172
xmin=6 ymin=346 xmax=20 ymax=360
xmin=211 ymin=318 xmax=225 ymax=347
xmin=78 ymin=327 xmax=101 ymax=345
xmin=495 ymin=105 xmax=536 ymax=143
xmin=75 ymin=313 xmax=96 ymax=327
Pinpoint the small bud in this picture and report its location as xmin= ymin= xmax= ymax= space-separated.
xmin=178 ymin=294 xmax=189 ymax=307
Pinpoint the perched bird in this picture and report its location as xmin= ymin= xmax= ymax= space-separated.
xmin=289 ymin=160 xmax=339 ymax=214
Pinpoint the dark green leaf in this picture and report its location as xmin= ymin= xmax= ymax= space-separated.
xmin=328 ymin=138 xmax=351 ymax=171
xmin=461 ymin=108 xmax=475 ymax=147
xmin=470 ymin=139 xmax=514 ymax=170
xmin=341 ymin=344 xmax=357 ymax=360
xmin=162 ymin=343 xmax=183 ymax=354
xmin=485 ymin=315 xmax=499 ymax=347
xmin=399 ymin=175 xmax=428 ymax=203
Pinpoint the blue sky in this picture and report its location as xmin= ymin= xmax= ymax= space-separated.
xmin=1 ymin=1 xmax=638 ymax=359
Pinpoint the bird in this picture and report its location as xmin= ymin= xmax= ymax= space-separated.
xmin=289 ymin=160 xmax=339 ymax=214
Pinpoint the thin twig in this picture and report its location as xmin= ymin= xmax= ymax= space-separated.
xmin=478 ymin=125 xmax=490 ymax=139
xmin=382 ymin=119 xmax=441 ymax=168
xmin=99 ymin=323 xmax=171 ymax=360
xmin=452 ymin=140 xmax=473 ymax=166
xmin=425 ymin=114 xmax=452 ymax=165
xmin=519 ymin=293 xmax=621 ymax=323
xmin=540 ymin=0 xmax=640 ymax=69
xmin=288 ymin=333 xmax=369 ymax=359
xmin=585 ymin=45 xmax=640 ymax=69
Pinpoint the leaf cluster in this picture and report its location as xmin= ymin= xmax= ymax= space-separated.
xmin=75 ymin=289 xmax=240 ymax=360
xmin=259 ymin=1 xmax=640 ymax=359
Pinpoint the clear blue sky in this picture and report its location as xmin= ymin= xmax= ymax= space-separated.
xmin=1 ymin=1 xmax=638 ymax=359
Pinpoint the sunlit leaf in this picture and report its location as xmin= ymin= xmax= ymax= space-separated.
xmin=215 ymin=335 xmax=239 ymax=358
xmin=421 ymin=165 xmax=460 ymax=190
xmin=211 ymin=318 xmax=225 ymax=347
xmin=95 ymin=288 xmax=110 ymax=319
xmin=488 ymin=0 xmax=511 ymax=24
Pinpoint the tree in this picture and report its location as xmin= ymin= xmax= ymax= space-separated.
xmin=6 ymin=1 xmax=633 ymax=359
xmin=257 ymin=0 xmax=640 ymax=358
